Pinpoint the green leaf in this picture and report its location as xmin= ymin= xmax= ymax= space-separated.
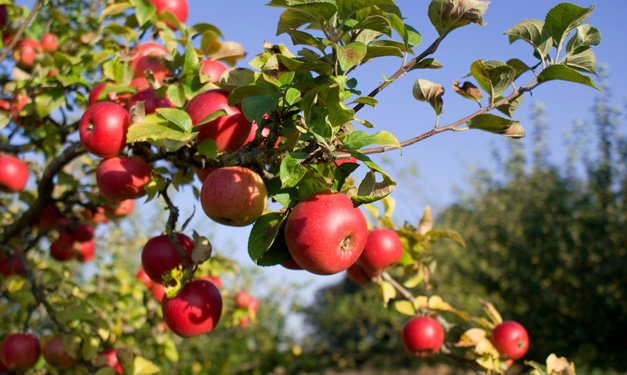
xmin=276 ymin=55 xmax=333 ymax=75
xmin=336 ymin=42 xmax=367 ymax=72
xmin=166 ymin=84 xmax=186 ymax=108
xmin=506 ymin=58 xmax=531 ymax=79
xmin=564 ymin=48 xmax=596 ymax=74
xmin=350 ymin=97 xmax=378 ymax=107
xmin=280 ymin=153 xmax=307 ymax=188
xmin=195 ymin=109 xmax=227 ymax=127
xmin=127 ymin=115 xmax=196 ymax=151
xmin=566 ymin=24 xmax=601 ymax=54
xmin=287 ymin=30 xmax=325 ymax=50
xmin=467 ymin=114 xmax=525 ymax=138
xmin=470 ymin=60 xmax=516 ymax=99
xmin=248 ymin=212 xmax=287 ymax=261
xmin=276 ymin=8 xmax=318 ymax=35
xmin=504 ymin=19 xmax=552 ymax=59
xmin=218 ymin=68 xmax=255 ymax=90
xmin=343 ymin=130 xmax=400 ymax=151
xmin=411 ymin=58 xmax=443 ymax=70
xmin=544 ymin=3 xmax=595 ymax=49
xmin=412 ymin=79 xmax=444 ymax=115
xmin=255 ymin=223 xmax=291 ymax=266
xmin=351 ymin=172 xmax=396 ymax=205
xmin=537 ymin=64 xmax=600 ymax=90
xmin=197 ymin=139 xmax=217 ymax=160
xmin=242 ymin=93 xmax=280 ymax=123
xmin=102 ymin=2 xmax=132 ymax=18
xmin=428 ymin=0 xmax=488 ymax=36
xmin=133 ymin=0 xmax=156 ymax=27
xmin=496 ymin=94 xmax=523 ymax=118
xmin=353 ymin=15 xmax=392 ymax=36
xmin=133 ymin=356 xmax=160 ymax=375
xmin=34 ymin=88 xmax=65 ymax=118
xmin=285 ymin=87 xmax=301 ymax=106
xmin=182 ymin=42 xmax=199 ymax=77
xmin=155 ymin=108 xmax=193 ymax=132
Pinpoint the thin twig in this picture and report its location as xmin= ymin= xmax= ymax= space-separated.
xmin=0 ymin=0 xmax=45 ymax=65
xmin=381 ymin=271 xmax=415 ymax=301
xmin=160 ymin=186 xmax=194 ymax=282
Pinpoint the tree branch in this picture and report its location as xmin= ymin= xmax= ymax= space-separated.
xmin=381 ymin=271 xmax=415 ymax=302
xmin=0 ymin=0 xmax=44 ymax=65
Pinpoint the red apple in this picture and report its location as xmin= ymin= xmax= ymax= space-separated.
xmin=402 ymin=316 xmax=445 ymax=357
xmin=82 ymin=206 xmax=109 ymax=224
xmin=150 ymin=0 xmax=189 ymax=26
xmin=281 ymin=257 xmax=303 ymax=270
xmin=0 ymin=155 xmax=29 ymax=192
xmin=238 ymin=315 xmax=250 ymax=328
xmin=346 ymin=263 xmax=375 ymax=285
xmin=88 ymin=82 xmax=129 ymax=106
xmin=12 ymin=38 xmax=41 ymax=69
xmin=99 ymin=349 xmax=122 ymax=374
xmin=96 ymin=156 xmax=152 ymax=201
xmin=0 ymin=99 xmax=9 ymax=112
xmin=198 ymin=275 xmax=221 ymax=289
xmin=248 ymin=297 xmax=259 ymax=314
xmin=200 ymin=166 xmax=267 ymax=227
xmin=0 ymin=333 xmax=41 ymax=371
xmin=186 ymin=90 xmax=252 ymax=152
xmin=50 ymin=232 xmax=75 ymax=262
xmin=41 ymin=32 xmax=59 ymax=53
xmin=130 ymin=42 xmax=169 ymax=82
xmin=195 ymin=167 xmax=215 ymax=183
xmin=105 ymin=199 xmax=135 ymax=218
xmin=141 ymin=233 xmax=194 ymax=283
xmin=79 ymin=102 xmax=130 ymax=158
xmin=0 ymin=6 xmax=7 ymax=29
xmin=162 ymin=279 xmax=223 ymax=337
xmin=358 ymin=228 xmax=403 ymax=274
xmin=76 ymin=239 xmax=96 ymax=262
xmin=128 ymin=88 xmax=172 ymax=114
xmin=136 ymin=268 xmax=153 ymax=288
xmin=0 ymin=255 xmax=24 ymax=276
xmin=234 ymin=291 xmax=253 ymax=309
xmin=284 ymin=192 xmax=368 ymax=275
xmin=36 ymin=204 xmax=62 ymax=230
xmin=42 ymin=336 xmax=75 ymax=369
xmin=150 ymin=283 xmax=166 ymax=302
xmin=491 ymin=321 xmax=529 ymax=360
xmin=201 ymin=59 xmax=227 ymax=82
xmin=70 ymin=223 xmax=94 ymax=242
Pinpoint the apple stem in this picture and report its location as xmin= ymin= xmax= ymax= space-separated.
xmin=160 ymin=185 xmax=194 ymax=282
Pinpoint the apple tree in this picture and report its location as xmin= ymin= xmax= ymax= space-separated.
xmin=0 ymin=0 xmax=601 ymax=373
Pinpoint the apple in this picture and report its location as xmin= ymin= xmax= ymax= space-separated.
xmin=234 ymin=291 xmax=254 ymax=309
xmin=0 ymin=155 xmax=29 ymax=192
xmin=200 ymin=166 xmax=267 ymax=226
xmin=238 ymin=315 xmax=250 ymax=328
xmin=76 ymin=239 xmax=96 ymax=262
xmin=42 ymin=336 xmax=75 ymax=368
xmin=105 ymin=199 xmax=135 ymax=218
xmin=96 ymin=156 xmax=152 ymax=201
xmin=0 ymin=333 xmax=41 ymax=370
xmin=50 ymin=232 xmax=75 ymax=262
xmin=185 ymin=90 xmax=252 ymax=152
xmin=99 ymin=348 xmax=122 ymax=374
xmin=41 ymin=32 xmax=59 ymax=53
xmin=36 ymin=204 xmax=62 ymax=230
xmin=162 ymin=279 xmax=223 ymax=337
xmin=150 ymin=0 xmax=189 ymax=26
xmin=195 ymin=167 xmax=215 ymax=183
xmin=0 ymin=99 xmax=9 ymax=111
xmin=0 ymin=6 xmax=7 ymax=29
xmin=358 ymin=228 xmax=403 ymax=274
xmin=136 ymin=268 xmax=153 ymax=288
xmin=248 ymin=297 xmax=259 ymax=314
xmin=284 ymin=192 xmax=368 ymax=275
xmin=128 ymin=88 xmax=173 ymax=114
xmin=80 ymin=102 xmax=130 ymax=158
xmin=401 ymin=316 xmax=445 ymax=357
xmin=89 ymin=82 xmax=125 ymax=106
xmin=281 ymin=257 xmax=303 ymax=270
xmin=490 ymin=321 xmax=529 ymax=360
xmin=150 ymin=283 xmax=166 ymax=302
xmin=70 ymin=223 xmax=94 ymax=242
xmin=0 ymin=255 xmax=24 ymax=276
xmin=346 ymin=263 xmax=376 ymax=285
xmin=141 ymin=233 xmax=195 ymax=283
xmin=130 ymin=42 xmax=169 ymax=82
xmin=198 ymin=275 xmax=222 ymax=289
xmin=82 ymin=206 xmax=109 ymax=224
xmin=12 ymin=38 xmax=41 ymax=69
xmin=201 ymin=59 xmax=227 ymax=82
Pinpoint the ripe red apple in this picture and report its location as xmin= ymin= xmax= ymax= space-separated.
xmin=80 ymin=102 xmax=130 ymax=158
xmin=201 ymin=59 xmax=227 ymax=82
xmin=281 ymin=257 xmax=303 ymax=270
xmin=141 ymin=233 xmax=194 ymax=283
xmin=248 ymin=297 xmax=259 ymax=314
xmin=42 ymin=336 xmax=75 ymax=368
xmin=150 ymin=0 xmax=189 ymax=26
xmin=89 ymin=82 xmax=126 ymax=105
xmin=238 ymin=315 xmax=250 ymax=328
xmin=13 ymin=38 xmax=41 ymax=69
xmin=200 ymin=166 xmax=267 ymax=226
xmin=150 ymin=284 xmax=166 ymax=302
xmin=105 ymin=199 xmax=135 ymax=218
xmin=76 ymin=239 xmax=96 ymax=262
xmin=346 ymin=263 xmax=376 ymax=285
xmin=96 ymin=156 xmax=152 ymax=201
xmin=0 ymin=6 xmax=7 ymax=29
xmin=162 ymin=279 xmax=223 ymax=337
xmin=41 ymin=32 xmax=59 ymax=53
xmin=82 ymin=206 xmax=109 ymax=224
xmin=50 ymin=232 xmax=75 ymax=262
xmin=130 ymin=42 xmax=169 ymax=82
xmin=195 ymin=167 xmax=215 ymax=182
xmin=70 ymin=223 xmax=94 ymax=242
xmin=358 ymin=228 xmax=403 ymax=274
xmin=234 ymin=291 xmax=253 ymax=309
xmin=185 ymin=90 xmax=252 ymax=152
xmin=99 ymin=349 xmax=122 ymax=374
xmin=284 ymin=192 xmax=368 ymax=275
xmin=0 ymin=333 xmax=41 ymax=370
xmin=0 ymin=155 xmax=29 ymax=192
xmin=0 ymin=255 xmax=24 ymax=276
xmin=491 ymin=321 xmax=529 ymax=360
xmin=136 ymin=268 xmax=153 ymax=288
xmin=401 ymin=316 xmax=445 ymax=357
xmin=198 ymin=275 xmax=222 ymax=289
xmin=128 ymin=88 xmax=173 ymax=114
xmin=36 ymin=204 xmax=62 ymax=230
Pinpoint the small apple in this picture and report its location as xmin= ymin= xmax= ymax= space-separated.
xmin=281 ymin=257 xmax=303 ymax=270
xmin=0 ymin=6 xmax=7 ymax=29
xmin=76 ymin=239 xmax=96 ymax=262
xmin=200 ymin=166 xmax=267 ymax=227
xmin=150 ymin=283 xmax=166 ymax=302
xmin=491 ymin=321 xmax=529 ymax=360
xmin=284 ymin=192 xmax=368 ymax=275
xmin=238 ymin=315 xmax=250 ymax=328
xmin=79 ymin=102 xmax=130 ymax=158
xmin=136 ymin=268 xmax=153 ymax=288
xmin=346 ymin=263 xmax=376 ymax=285
xmin=82 ymin=206 xmax=109 ymax=224
xmin=185 ymin=90 xmax=252 ymax=152
xmin=201 ymin=59 xmax=227 ymax=82
xmin=13 ymin=38 xmax=41 ymax=70
xmin=130 ymin=42 xmax=169 ymax=82
xmin=401 ymin=316 xmax=445 ymax=357
xmin=358 ymin=228 xmax=403 ymax=274
xmin=150 ymin=0 xmax=189 ymax=26
xmin=141 ymin=233 xmax=194 ymax=283
xmin=42 ymin=336 xmax=75 ymax=369
xmin=41 ymin=32 xmax=59 ymax=53
xmin=70 ymin=223 xmax=94 ymax=242
xmin=234 ymin=291 xmax=253 ymax=309
xmin=128 ymin=88 xmax=173 ymax=114
xmin=50 ymin=232 xmax=75 ymax=262
xmin=0 ymin=255 xmax=24 ymax=276
xmin=248 ymin=297 xmax=259 ymax=314
xmin=105 ymin=199 xmax=135 ymax=218
xmin=195 ymin=167 xmax=215 ymax=183
xmin=0 ymin=333 xmax=41 ymax=371
xmin=96 ymin=156 xmax=152 ymax=201
xmin=36 ymin=204 xmax=62 ymax=230
xmin=198 ymin=275 xmax=222 ymax=289
xmin=98 ymin=348 xmax=122 ymax=374
xmin=0 ymin=155 xmax=29 ymax=192
xmin=162 ymin=279 xmax=223 ymax=337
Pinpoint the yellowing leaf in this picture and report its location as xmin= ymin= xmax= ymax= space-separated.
xmin=394 ymin=300 xmax=416 ymax=316
xmin=428 ymin=295 xmax=453 ymax=311
xmin=380 ymin=281 xmax=396 ymax=306
xmin=481 ymin=300 xmax=503 ymax=326
xmin=133 ymin=356 xmax=161 ymax=375
xmin=417 ymin=206 xmax=433 ymax=235
xmin=413 ymin=296 xmax=429 ymax=310
xmin=456 ymin=328 xmax=487 ymax=347
xmin=546 ymin=353 xmax=575 ymax=374
xmin=476 ymin=354 xmax=503 ymax=374
xmin=403 ymin=268 xmax=424 ymax=288
xmin=475 ymin=338 xmax=499 ymax=357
